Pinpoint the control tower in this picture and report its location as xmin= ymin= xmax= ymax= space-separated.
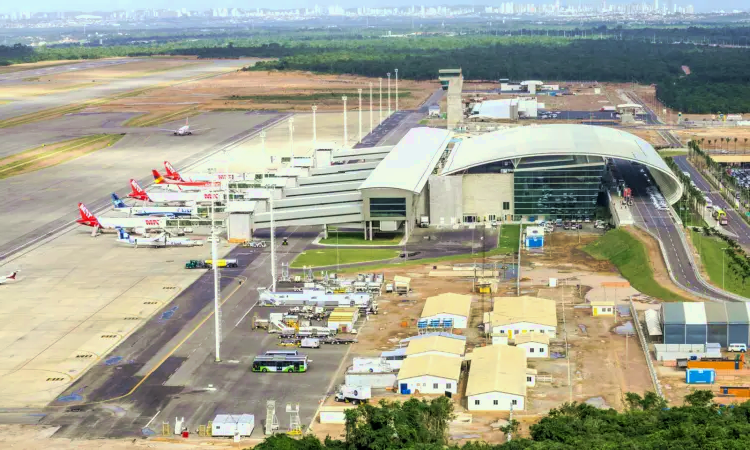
xmin=439 ymin=68 xmax=464 ymax=130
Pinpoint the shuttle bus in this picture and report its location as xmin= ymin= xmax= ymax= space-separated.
xmin=713 ymin=208 xmax=728 ymax=226
xmin=252 ymin=354 xmax=308 ymax=373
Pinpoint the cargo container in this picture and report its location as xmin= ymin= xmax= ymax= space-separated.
xmin=685 ymin=354 xmax=744 ymax=370
xmin=686 ymin=368 xmax=716 ymax=384
xmin=719 ymin=386 xmax=750 ymax=397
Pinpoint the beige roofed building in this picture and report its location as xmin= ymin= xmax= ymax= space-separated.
xmin=405 ymin=335 xmax=466 ymax=358
xmin=421 ymin=293 xmax=472 ymax=329
xmin=513 ymin=332 xmax=550 ymax=358
xmin=466 ymin=345 xmax=528 ymax=411
xmin=397 ymin=354 xmax=462 ymax=395
xmin=483 ymin=296 xmax=557 ymax=338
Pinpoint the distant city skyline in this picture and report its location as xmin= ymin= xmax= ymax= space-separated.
xmin=0 ymin=0 xmax=747 ymax=14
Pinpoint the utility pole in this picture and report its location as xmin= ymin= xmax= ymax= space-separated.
xmin=387 ymin=73 xmax=391 ymax=116
xmin=342 ymin=96 xmax=348 ymax=147
xmin=379 ymin=78 xmax=383 ymax=123
xmin=288 ymin=116 xmax=295 ymax=162
xmin=357 ymin=89 xmax=362 ymax=144
xmin=395 ymin=68 xmax=399 ymax=112
xmin=260 ymin=129 xmax=267 ymax=163
xmin=211 ymin=187 xmax=221 ymax=362
xmin=311 ymin=105 xmax=317 ymax=145
xmin=369 ymin=82 xmax=373 ymax=133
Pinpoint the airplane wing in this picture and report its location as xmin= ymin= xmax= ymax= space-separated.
xmin=158 ymin=129 xmax=179 ymax=133
xmin=189 ymin=128 xmax=211 ymax=133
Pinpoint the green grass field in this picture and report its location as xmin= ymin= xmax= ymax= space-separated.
xmin=691 ymin=230 xmax=750 ymax=298
xmin=584 ymin=229 xmax=690 ymax=302
xmin=290 ymin=248 xmax=400 ymax=268
xmin=318 ymin=231 xmax=402 ymax=246
xmin=494 ymin=224 xmax=521 ymax=255
xmin=659 ymin=149 xmax=688 ymax=159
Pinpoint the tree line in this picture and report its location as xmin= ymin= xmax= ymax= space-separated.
xmin=253 ymin=391 xmax=750 ymax=450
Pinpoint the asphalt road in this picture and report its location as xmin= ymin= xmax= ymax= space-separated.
xmin=0 ymin=59 xmax=251 ymax=121
xmin=673 ymin=155 xmax=750 ymax=247
xmin=0 ymin=112 xmax=288 ymax=262
xmin=42 ymin=226 xmax=349 ymax=439
xmin=615 ymin=158 xmax=739 ymax=301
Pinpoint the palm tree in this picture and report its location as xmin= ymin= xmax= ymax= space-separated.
xmin=735 ymin=137 xmax=739 ymax=152
xmin=745 ymin=138 xmax=748 ymax=153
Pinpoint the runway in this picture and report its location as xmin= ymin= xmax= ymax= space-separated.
xmin=0 ymin=59 xmax=140 ymax=84
xmin=0 ymin=59 xmax=251 ymax=122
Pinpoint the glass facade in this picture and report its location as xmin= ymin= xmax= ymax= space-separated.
xmin=513 ymin=157 xmax=605 ymax=219
xmin=369 ymin=197 xmax=406 ymax=218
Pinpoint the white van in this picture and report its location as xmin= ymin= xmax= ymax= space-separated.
xmin=728 ymin=343 xmax=747 ymax=353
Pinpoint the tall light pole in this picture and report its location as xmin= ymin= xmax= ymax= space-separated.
xmin=369 ymin=82 xmax=373 ymax=133
xmin=395 ymin=68 xmax=399 ymax=112
xmin=288 ymin=116 xmax=294 ymax=162
xmin=342 ymin=95 xmax=348 ymax=147
xmin=357 ymin=89 xmax=362 ymax=144
xmin=311 ymin=105 xmax=317 ymax=145
xmin=211 ymin=182 xmax=221 ymax=362
xmin=270 ymin=190 xmax=276 ymax=292
xmin=378 ymin=78 xmax=383 ymax=123
xmin=387 ymin=72 xmax=391 ymax=116
xmin=260 ymin=129 xmax=267 ymax=163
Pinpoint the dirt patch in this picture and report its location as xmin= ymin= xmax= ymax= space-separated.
xmin=97 ymin=70 xmax=438 ymax=119
xmin=0 ymin=135 xmax=121 ymax=179
xmin=627 ymin=227 xmax=703 ymax=302
xmin=675 ymin=128 xmax=750 ymax=153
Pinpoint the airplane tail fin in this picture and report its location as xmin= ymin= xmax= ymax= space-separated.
xmin=111 ymin=193 xmax=127 ymax=208
xmin=152 ymin=170 xmax=165 ymax=184
xmin=164 ymin=161 xmax=182 ymax=181
xmin=77 ymin=203 xmax=101 ymax=227
xmin=127 ymin=179 xmax=149 ymax=201
xmin=7 ymin=271 xmax=17 ymax=280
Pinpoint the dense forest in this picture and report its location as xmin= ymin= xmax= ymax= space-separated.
xmin=252 ymin=392 xmax=750 ymax=450
xmin=2 ymin=25 xmax=750 ymax=113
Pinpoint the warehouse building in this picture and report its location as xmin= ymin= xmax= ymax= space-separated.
xmin=397 ymin=354 xmax=462 ymax=395
xmin=420 ymin=293 xmax=473 ymax=329
xmin=327 ymin=307 xmax=359 ymax=332
xmin=405 ymin=335 xmax=466 ymax=359
xmin=661 ymin=302 xmax=750 ymax=347
xmin=513 ymin=332 xmax=550 ymax=358
xmin=466 ymin=345 xmax=528 ymax=411
xmin=484 ymin=296 xmax=558 ymax=339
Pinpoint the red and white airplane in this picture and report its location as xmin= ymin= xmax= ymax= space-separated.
xmin=0 ymin=271 xmax=19 ymax=285
xmin=127 ymin=179 xmax=221 ymax=204
xmin=77 ymin=203 xmax=166 ymax=231
xmin=152 ymin=169 xmax=220 ymax=189
xmin=164 ymin=161 xmax=237 ymax=182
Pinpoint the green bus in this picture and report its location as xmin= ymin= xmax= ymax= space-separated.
xmin=252 ymin=354 xmax=308 ymax=373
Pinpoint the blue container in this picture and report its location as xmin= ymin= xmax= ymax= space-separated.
xmin=526 ymin=236 xmax=544 ymax=248
xmin=686 ymin=368 xmax=716 ymax=384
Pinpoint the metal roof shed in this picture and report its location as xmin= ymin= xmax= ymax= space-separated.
xmin=727 ymin=303 xmax=750 ymax=346
xmin=705 ymin=303 xmax=728 ymax=347
xmin=683 ymin=302 xmax=707 ymax=345
xmin=661 ymin=303 xmax=686 ymax=345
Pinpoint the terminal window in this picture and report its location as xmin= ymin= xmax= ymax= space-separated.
xmin=369 ymin=197 xmax=406 ymax=218
xmin=503 ymin=202 xmax=510 ymax=210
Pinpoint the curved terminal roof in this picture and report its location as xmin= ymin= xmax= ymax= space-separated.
xmin=359 ymin=127 xmax=452 ymax=194
xmin=521 ymin=80 xmax=544 ymax=85
xmin=441 ymin=124 xmax=683 ymax=204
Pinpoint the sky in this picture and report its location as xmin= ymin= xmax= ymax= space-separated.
xmin=2 ymin=0 xmax=748 ymax=14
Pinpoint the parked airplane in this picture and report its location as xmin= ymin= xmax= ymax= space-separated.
xmin=159 ymin=117 xmax=209 ymax=136
xmin=127 ymin=179 xmax=219 ymax=204
xmin=111 ymin=193 xmax=194 ymax=217
xmin=116 ymin=228 xmax=203 ymax=248
xmin=77 ymin=203 xmax=166 ymax=231
xmin=152 ymin=170 xmax=220 ymax=189
xmin=164 ymin=161 xmax=237 ymax=182
xmin=0 ymin=271 xmax=19 ymax=285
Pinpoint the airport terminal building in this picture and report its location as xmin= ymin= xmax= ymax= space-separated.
xmin=233 ymin=124 xmax=682 ymax=239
